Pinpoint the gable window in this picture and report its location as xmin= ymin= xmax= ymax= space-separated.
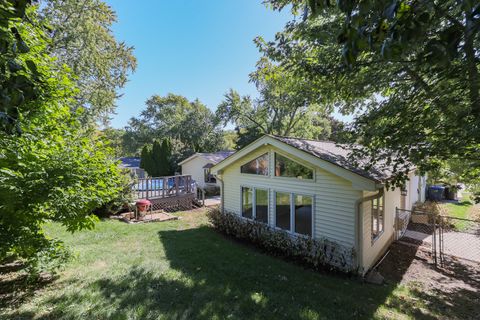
xmin=274 ymin=153 xmax=313 ymax=180
xmin=240 ymin=153 xmax=269 ymax=175
xmin=371 ymin=196 xmax=384 ymax=243
xmin=275 ymin=192 xmax=313 ymax=236
xmin=242 ymin=187 xmax=268 ymax=223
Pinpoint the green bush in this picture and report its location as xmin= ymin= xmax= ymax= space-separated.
xmin=207 ymin=208 xmax=356 ymax=273
xmin=93 ymin=169 xmax=135 ymax=217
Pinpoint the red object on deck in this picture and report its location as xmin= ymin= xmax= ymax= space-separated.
xmin=136 ymin=199 xmax=151 ymax=213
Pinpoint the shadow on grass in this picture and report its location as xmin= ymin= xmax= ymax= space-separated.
xmin=0 ymin=261 xmax=55 ymax=310
xmin=3 ymin=226 xmax=479 ymax=319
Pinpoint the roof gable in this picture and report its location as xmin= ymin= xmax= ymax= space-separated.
xmin=211 ymin=135 xmax=385 ymax=191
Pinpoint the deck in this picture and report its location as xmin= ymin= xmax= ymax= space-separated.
xmin=133 ymin=175 xmax=199 ymax=211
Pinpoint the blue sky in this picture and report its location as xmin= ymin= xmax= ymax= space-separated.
xmin=106 ymin=0 xmax=294 ymax=129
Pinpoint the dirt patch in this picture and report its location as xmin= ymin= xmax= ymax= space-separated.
xmin=379 ymin=242 xmax=478 ymax=289
xmin=377 ymin=242 xmax=480 ymax=319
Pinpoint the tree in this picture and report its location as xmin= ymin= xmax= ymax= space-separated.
xmin=100 ymin=127 xmax=128 ymax=158
xmin=217 ymin=58 xmax=332 ymax=149
xmin=140 ymin=144 xmax=153 ymax=175
xmin=139 ymin=139 xmax=173 ymax=177
xmin=262 ymin=1 xmax=480 ymax=186
xmin=126 ymin=94 xmax=224 ymax=157
xmin=0 ymin=3 xmax=124 ymax=273
xmin=40 ymin=0 xmax=137 ymax=124
xmin=160 ymin=138 xmax=173 ymax=175
xmin=0 ymin=0 xmax=45 ymax=134
xmin=151 ymin=140 xmax=163 ymax=176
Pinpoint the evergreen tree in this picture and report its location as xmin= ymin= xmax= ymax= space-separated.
xmin=151 ymin=140 xmax=163 ymax=176
xmin=160 ymin=138 xmax=173 ymax=176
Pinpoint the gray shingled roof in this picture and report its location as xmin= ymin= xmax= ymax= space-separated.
xmin=270 ymin=135 xmax=394 ymax=182
xmin=198 ymin=151 xmax=235 ymax=164
xmin=119 ymin=157 xmax=141 ymax=169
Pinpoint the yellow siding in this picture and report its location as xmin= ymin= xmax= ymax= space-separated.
xmin=221 ymin=145 xmax=361 ymax=246
xmin=361 ymin=171 xmax=420 ymax=272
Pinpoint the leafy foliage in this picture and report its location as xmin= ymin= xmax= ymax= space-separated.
xmin=217 ymin=59 xmax=333 ymax=149
xmin=261 ymin=0 xmax=480 ymax=186
xmin=125 ymin=93 xmax=225 ymax=158
xmin=207 ymin=207 xmax=356 ymax=273
xmin=0 ymin=3 xmax=125 ymax=273
xmin=0 ymin=0 xmax=43 ymax=134
xmin=40 ymin=0 xmax=137 ymax=124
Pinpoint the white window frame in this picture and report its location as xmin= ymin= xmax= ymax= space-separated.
xmin=240 ymin=185 xmax=269 ymax=224
xmin=272 ymin=151 xmax=315 ymax=182
xmin=371 ymin=196 xmax=385 ymax=244
xmin=273 ymin=190 xmax=315 ymax=238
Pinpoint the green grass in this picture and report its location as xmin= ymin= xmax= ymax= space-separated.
xmin=0 ymin=210 xmax=471 ymax=319
xmin=442 ymin=195 xmax=477 ymax=230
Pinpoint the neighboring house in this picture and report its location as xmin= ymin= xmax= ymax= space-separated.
xmin=119 ymin=157 xmax=146 ymax=178
xmin=211 ymin=135 xmax=426 ymax=274
xmin=179 ymin=151 xmax=234 ymax=189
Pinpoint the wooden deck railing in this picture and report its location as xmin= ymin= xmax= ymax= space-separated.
xmin=133 ymin=175 xmax=196 ymax=200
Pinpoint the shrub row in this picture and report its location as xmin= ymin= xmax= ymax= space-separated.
xmin=207 ymin=208 xmax=356 ymax=273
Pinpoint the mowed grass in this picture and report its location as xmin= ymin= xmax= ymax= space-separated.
xmin=442 ymin=194 xmax=477 ymax=230
xmin=0 ymin=210 xmax=462 ymax=320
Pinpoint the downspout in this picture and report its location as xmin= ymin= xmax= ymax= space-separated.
xmin=215 ymin=170 xmax=225 ymax=214
xmin=355 ymin=187 xmax=384 ymax=275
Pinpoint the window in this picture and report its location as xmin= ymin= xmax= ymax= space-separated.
xmin=275 ymin=153 xmax=313 ymax=179
xmin=204 ymin=168 xmax=216 ymax=183
xmin=294 ymin=195 xmax=312 ymax=236
xmin=371 ymin=196 xmax=384 ymax=242
xmin=240 ymin=153 xmax=269 ymax=175
xmin=275 ymin=192 xmax=291 ymax=231
xmin=275 ymin=192 xmax=313 ymax=236
xmin=255 ymin=189 xmax=269 ymax=223
xmin=242 ymin=187 xmax=253 ymax=219
xmin=242 ymin=187 xmax=269 ymax=223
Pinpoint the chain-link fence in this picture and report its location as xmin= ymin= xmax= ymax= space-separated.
xmin=396 ymin=207 xmax=480 ymax=266
xmin=439 ymin=216 xmax=480 ymax=265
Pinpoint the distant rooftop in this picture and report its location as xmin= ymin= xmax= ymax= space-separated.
xmin=179 ymin=151 xmax=235 ymax=166
xmin=119 ymin=157 xmax=141 ymax=169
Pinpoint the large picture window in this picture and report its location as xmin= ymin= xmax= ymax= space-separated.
xmin=371 ymin=196 xmax=384 ymax=243
xmin=255 ymin=189 xmax=269 ymax=223
xmin=294 ymin=195 xmax=312 ymax=236
xmin=274 ymin=153 xmax=313 ymax=180
xmin=242 ymin=187 xmax=269 ymax=223
xmin=240 ymin=153 xmax=269 ymax=175
xmin=275 ymin=192 xmax=291 ymax=231
xmin=275 ymin=192 xmax=313 ymax=236
xmin=241 ymin=187 xmax=253 ymax=219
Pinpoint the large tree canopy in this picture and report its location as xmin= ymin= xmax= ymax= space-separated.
xmin=40 ymin=0 xmax=137 ymax=124
xmin=263 ymin=0 xmax=480 ymax=185
xmin=217 ymin=58 xmax=334 ymax=149
xmin=0 ymin=2 xmax=125 ymax=272
xmin=125 ymin=94 xmax=225 ymax=159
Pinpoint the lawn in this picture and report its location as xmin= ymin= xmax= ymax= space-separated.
xmin=0 ymin=209 xmax=473 ymax=320
xmin=441 ymin=194 xmax=478 ymax=230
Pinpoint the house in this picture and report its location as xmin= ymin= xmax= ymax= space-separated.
xmin=179 ymin=151 xmax=234 ymax=189
xmin=211 ymin=135 xmax=427 ymax=274
xmin=119 ymin=157 xmax=146 ymax=178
